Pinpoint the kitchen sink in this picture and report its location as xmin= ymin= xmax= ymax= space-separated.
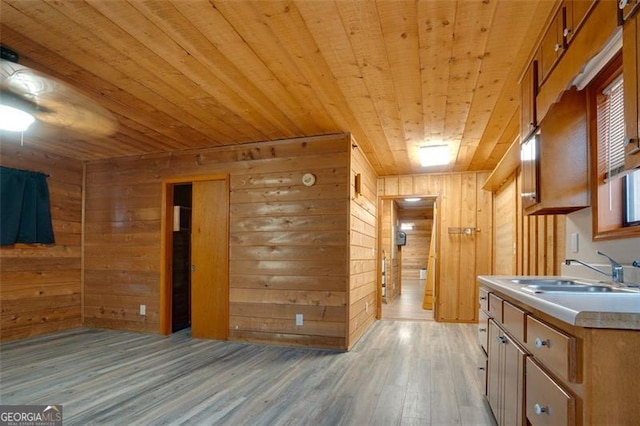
xmin=521 ymin=284 xmax=638 ymax=294
xmin=510 ymin=278 xmax=577 ymax=286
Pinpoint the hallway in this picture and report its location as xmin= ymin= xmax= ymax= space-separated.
xmin=383 ymin=278 xmax=434 ymax=321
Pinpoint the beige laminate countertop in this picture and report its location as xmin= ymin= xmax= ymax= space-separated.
xmin=478 ymin=275 xmax=640 ymax=330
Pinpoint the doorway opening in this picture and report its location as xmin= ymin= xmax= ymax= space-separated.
xmin=171 ymin=183 xmax=192 ymax=332
xmin=160 ymin=175 xmax=229 ymax=339
xmin=379 ymin=196 xmax=437 ymax=321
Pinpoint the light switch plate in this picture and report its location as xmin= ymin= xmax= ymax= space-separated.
xmin=571 ymin=233 xmax=579 ymax=253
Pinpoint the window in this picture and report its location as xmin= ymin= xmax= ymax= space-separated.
xmin=596 ymin=75 xmax=625 ymax=181
xmin=0 ymin=166 xmax=55 ymax=246
xmin=588 ymin=53 xmax=639 ymax=238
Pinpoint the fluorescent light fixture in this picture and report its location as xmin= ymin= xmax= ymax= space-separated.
xmin=400 ymin=223 xmax=414 ymax=230
xmin=419 ymin=145 xmax=450 ymax=167
xmin=0 ymin=105 xmax=35 ymax=132
xmin=404 ymin=197 xmax=421 ymax=202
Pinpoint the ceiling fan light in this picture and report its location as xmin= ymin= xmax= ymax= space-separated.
xmin=0 ymin=105 xmax=35 ymax=132
xmin=419 ymin=145 xmax=450 ymax=167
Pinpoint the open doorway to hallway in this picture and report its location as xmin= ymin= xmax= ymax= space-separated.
xmin=380 ymin=196 xmax=436 ymax=321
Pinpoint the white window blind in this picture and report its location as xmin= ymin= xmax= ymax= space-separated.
xmin=596 ymin=75 xmax=625 ymax=180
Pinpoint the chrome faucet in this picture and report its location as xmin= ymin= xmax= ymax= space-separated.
xmin=565 ymin=251 xmax=624 ymax=284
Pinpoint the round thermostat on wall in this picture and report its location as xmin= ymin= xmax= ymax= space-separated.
xmin=302 ymin=173 xmax=316 ymax=187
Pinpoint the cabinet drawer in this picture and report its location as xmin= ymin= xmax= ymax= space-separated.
xmin=488 ymin=293 xmax=504 ymax=323
xmin=503 ymin=301 xmax=526 ymax=343
xmin=526 ymin=316 xmax=577 ymax=383
xmin=526 ymin=358 xmax=575 ymax=426
xmin=478 ymin=309 xmax=490 ymax=354
xmin=479 ymin=287 xmax=490 ymax=313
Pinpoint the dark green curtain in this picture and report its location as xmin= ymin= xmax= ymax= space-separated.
xmin=1 ymin=166 xmax=55 ymax=245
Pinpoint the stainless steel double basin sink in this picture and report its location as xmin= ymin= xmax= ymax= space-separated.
xmin=510 ymin=278 xmax=639 ymax=294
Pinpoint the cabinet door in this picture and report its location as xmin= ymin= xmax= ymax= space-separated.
xmin=520 ymin=61 xmax=538 ymax=141
xmin=535 ymin=87 xmax=589 ymax=214
xmin=563 ymin=0 xmax=595 ymax=43
xmin=520 ymin=133 xmax=539 ymax=210
xmin=625 ymin=13 xmax=640 ymax=169
xmin=503 ymin=333 xmax=527 ymax=426
xmin=487 ymin=320 xmax=503 ymax=421
xmin=620 ymin=0 xmax=640 ymax=22
xmin=539 ymin=11 xmax=565 ymax=83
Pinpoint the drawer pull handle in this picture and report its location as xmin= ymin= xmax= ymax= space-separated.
xmin=535 ymin=337 xmax=551 ymax=348
xmin=496 ymin=336 xmax=507 ymax=344
xmin=534 ymin=403 xmax=549 ymax=415
xmin=480 ymin=296 xmax=487 ymax=300
xmin=479 ymin=327 xmax=487 ymax=332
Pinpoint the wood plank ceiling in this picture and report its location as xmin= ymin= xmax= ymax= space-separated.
xmin=0 ymin=0 xmax=557 ymax=176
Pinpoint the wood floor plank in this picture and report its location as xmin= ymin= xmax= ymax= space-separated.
xmin=0 ymin=321 xmax=494 ymax=425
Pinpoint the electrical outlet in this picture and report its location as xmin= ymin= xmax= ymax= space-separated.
xmin=139 ymin=304 xmax=146 ymax=316
xmin=295 ymin=313 xmax=303 ymax=326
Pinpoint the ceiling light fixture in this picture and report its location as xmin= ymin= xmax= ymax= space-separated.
xmin=0 ymin=105 xmax=35 ymax=132
xmin=404 ymin=197 xmax=421 ymax=202
xmin=419 ymin=145 xmax=450 ymax=167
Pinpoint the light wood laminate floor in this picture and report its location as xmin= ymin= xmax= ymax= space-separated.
xmin=383 ymin=279 xmax=434 ymax=321
xmin=0 ymin=321 xmax=494 ymax=425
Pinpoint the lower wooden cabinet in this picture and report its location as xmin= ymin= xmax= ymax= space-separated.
xmin=479 ymin=282 xmax=640 ymax=425
xmin=487 ymin=319 xmax=527 ymax=426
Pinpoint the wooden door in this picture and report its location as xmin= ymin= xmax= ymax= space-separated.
xmin=423 ymin=203 xmax=437 ymax=310
xmin=191 ymin=179 xmax=228 ymax=340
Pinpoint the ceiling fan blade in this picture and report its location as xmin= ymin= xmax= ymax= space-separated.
xmin=1 ymin=59 xmax=118 ymax=136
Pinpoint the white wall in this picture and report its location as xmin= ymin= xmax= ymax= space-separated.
xmin=561 ymin=207 xmax=640 ymax=284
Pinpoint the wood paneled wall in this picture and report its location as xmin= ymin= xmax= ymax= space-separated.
xmin=348 ymin=139 xmax=378 ymax=349
xmin=493 ymin=174 xmax=517 ymax=275
xmin=0 ymin=144 xmax=83 ymax=342
xmin=491 ymin=170 xmax=566 ymax=275
xmin=380 ymin=199 xmax=401 ymax=303
xmin=398 ymin=208 xmax=433 ymax=280
xmin=84 ymin=134 xmax=352 ymax=349
xmin=379 ymin=172 xmax=492 ymax=322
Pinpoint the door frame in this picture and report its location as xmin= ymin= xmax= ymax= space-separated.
xmin=160 ymin=174 xmax=229 ymax=335
xmin=376 ymin=194 xmax=440 ymax=320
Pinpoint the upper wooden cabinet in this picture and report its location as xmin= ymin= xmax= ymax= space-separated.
xmin=523 ymin=88 xmax=589 ymax=215
xmin=520 ymin=61 xmax=538 ymax=142
xmin=563 ymin=0 xmax=596 ymax=44
xmin=539 ymin=11 xmax=565 ymax=83
xmin=623 ymin=11 xmax=640 ymax=170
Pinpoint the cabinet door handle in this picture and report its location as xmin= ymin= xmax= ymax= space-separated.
xmin=535 ymin=337 xmax=550 ymax=348
xmin=496 ymin=336 xmax=507 ymax=344
xmin=534 ymin=403 xmax=549 ymax=415
xmin=563 ymin=27 xmax=572 ymax=37
xmin=479 ymin=296 xmax=487 ymax=300
xmin=479 ymin=327 xmax=487 ymax=332
xmin=554 ymin=43 xmax=563 ymax=52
